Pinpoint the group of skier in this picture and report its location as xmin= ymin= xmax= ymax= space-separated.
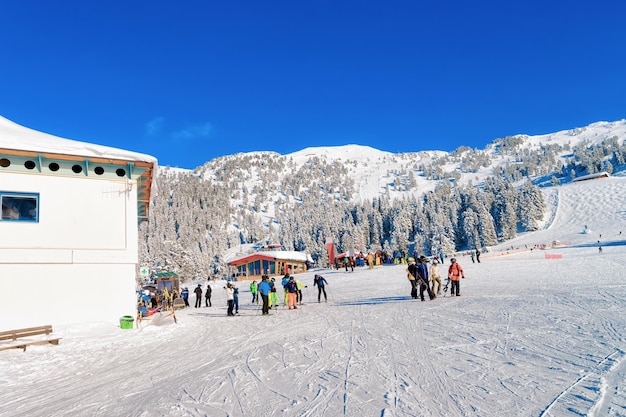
xmin=248 ymin=273 xmax=329 ymax=316
xmin=184 ymin=255 xmax=467 ymax=318
xmin=181 ymin=283 xmax=214 ymax=308
xmin=407 ymin=256 xmax=465 ymax=300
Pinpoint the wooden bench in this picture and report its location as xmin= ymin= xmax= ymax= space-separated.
xmin=0 ymin=325 xmax=61 ymax=352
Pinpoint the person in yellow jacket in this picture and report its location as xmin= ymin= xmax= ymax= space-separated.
xmin=296 ymin=279 xmax=307 ymax=305
xmin=367 ymin=253 xmax=375 ymax=269
xmin=406 ymin=257 xmax=418 ymax=299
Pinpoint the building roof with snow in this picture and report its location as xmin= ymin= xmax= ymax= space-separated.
xmin=0 ymin=116 xmax=157 ymax=222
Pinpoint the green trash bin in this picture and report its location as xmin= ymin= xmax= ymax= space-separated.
xmin=120 ymin=315 xmax=134 ymax=329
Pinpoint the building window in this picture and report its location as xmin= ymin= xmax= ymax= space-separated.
xmin=1 ymin=192 xmax=39 ymax=222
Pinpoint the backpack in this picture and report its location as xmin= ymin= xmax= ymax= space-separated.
xmin=449 ymin=263 xmax=462 ymax=276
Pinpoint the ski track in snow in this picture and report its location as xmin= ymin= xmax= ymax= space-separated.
xmin=2 ymin=178 xmax=626 ymax=417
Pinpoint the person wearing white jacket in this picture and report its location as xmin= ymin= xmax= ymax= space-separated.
xmin=224 ymin=283 xmax=235 ymax=316
xmin=430 ymin=261 xmax=442 ymax=295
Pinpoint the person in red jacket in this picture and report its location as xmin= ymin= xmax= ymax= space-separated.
xmin=447 ymin=258 xmax=465 ymax=296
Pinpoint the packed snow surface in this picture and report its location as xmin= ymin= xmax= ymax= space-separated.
xmin=1 ymin=178 xmax=626 ymax=417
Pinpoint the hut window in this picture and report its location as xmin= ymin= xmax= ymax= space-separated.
xmin=1 ymin=192 xmax=39 ymax=222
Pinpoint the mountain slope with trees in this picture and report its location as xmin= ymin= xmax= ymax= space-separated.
xmin=139 ymin=120 xmax=626 ymax=280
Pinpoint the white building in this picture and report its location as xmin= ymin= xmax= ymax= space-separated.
xmin=0 ymin=116 xmax=157 ymax=330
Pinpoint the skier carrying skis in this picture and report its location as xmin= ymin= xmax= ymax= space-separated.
xmin=447 ymin=258 xmax=465 ymax=296
xmin=417 ymin=256 xmax=435 ymax=301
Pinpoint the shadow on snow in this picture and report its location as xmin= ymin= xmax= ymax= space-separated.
xmin=334 ymin=295 xmax=411 ymax=307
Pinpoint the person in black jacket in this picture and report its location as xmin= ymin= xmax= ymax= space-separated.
xmin=194 ymin=284 xmax=202 ymax=308
xmin=407 ymin=258 xmax=418 ymax=299
xmin=416 ymin=256 xmax=431 ymax=301
xmin=205 ymin=283 xmax=212 ymax=307
xmin=314 ymin=274 xmax=329 ymax=303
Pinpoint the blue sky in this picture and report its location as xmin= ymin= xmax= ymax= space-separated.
xmin=1 ymin=1 xmax=625 ymax=169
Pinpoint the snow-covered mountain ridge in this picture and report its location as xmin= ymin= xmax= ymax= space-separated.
xmin=163 ymin=119 xmax=626 ymax=202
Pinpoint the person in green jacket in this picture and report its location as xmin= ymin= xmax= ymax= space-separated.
xmin=270 ymin=278 xmax=280 ymax=309
xmin=250 ymin=280 xmax=258 ymax=304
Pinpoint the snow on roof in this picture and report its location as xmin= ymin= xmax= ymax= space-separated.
xmin=0 ymin=115 xmax=157 ymax=164
xmin=228 ymin=250 xmax=312 ymax=265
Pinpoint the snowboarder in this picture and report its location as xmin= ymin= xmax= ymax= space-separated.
xmin=447 ymin=258 xmax=465 ymax=296
xmin=476 ymin=248 xmax=481 ymax=263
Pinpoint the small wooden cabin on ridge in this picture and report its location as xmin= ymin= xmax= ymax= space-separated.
xmin=0 ymin=116 xmax=156 ymax=330
xmin=228 ymin=250 xmax=312 ymax=280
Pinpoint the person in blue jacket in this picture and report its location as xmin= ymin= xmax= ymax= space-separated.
xmin=181 ymin=287 xmax=190 ymax=307
xmin=258 ymin=275 xmax=272 ymax=315
xmin=281 ymin=274 xmax=290 ymax=305
xmin=313 ymin=274 xmax=328 ymax=303
xmin=417 ymin=256 xmax=430 ymax=301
